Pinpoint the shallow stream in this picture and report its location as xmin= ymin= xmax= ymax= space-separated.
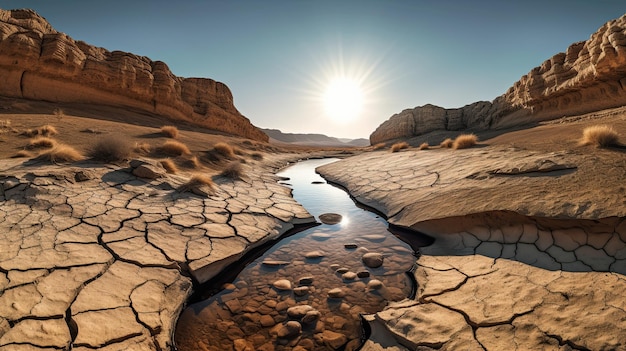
xmin=174 ymin=158 xmax=423 ymax=351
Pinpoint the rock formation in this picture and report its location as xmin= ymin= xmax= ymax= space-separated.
xmin=0 ymin=9 xmax=268 ymax=142
xmin=370 ymin=13 xmax=626 ymax=144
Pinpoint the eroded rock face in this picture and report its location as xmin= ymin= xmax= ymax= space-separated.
xmin=370 ymin=13 xmax=626 ymax=144
xmin=0 ymin=9 xmax=268 ymax=142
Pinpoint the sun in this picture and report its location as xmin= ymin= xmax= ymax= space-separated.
xmin=323 ymin=77 xmax=363 ymax=123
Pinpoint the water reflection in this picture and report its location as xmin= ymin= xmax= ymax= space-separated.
xmin=175 ymin=158 xmax=415 ymax=351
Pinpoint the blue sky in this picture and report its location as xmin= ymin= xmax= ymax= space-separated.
xmin=2 ymin=1 xmax=625 ymax=138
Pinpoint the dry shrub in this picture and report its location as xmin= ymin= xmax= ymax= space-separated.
xmin=160 ymin=159 xmax=179 ymax=174
xmin=373 ymin=142 xmax=386 ymax=150
xmin=178 ymin=174 xmax=216 ymax=195
xmin=22 ymin=125 xmax=59 ymax=138
xmin=134 ymin=142 xmax=151 ymax=154
xmin=184 ymin=155 xmax=201 ymax=169
xmin=580 ymin=125 xmax=620 ymax=148
xmin=419 ymin=142 xmax=429 ymax=150
xmin=28 ymin=137 xmax=57 ymax=149
xmin=219 ymin=161 xmax=245 ymax=180
xmin=160 ymin=125 xmax=179 ymax=138
xmin=390 ymin=142 xmax=409 ymax=153
xmin=213 ymin=142 xmax=236 ymax=158
xmin=453 ymin=134 xmax=478 ymax=149
xmin=11 ymin=150 xmax=33 ymax=158
xmin=161 ymin=140 xmax=191 ymax=156
xmin=250 ymin=152 xmax=264 ymax=160
xmin=39 ymin=144 xmax=84 ymax=163
xmin=440 ymin=138 xmax=454 ymax=148
xmin=89 ymin=134 xmax=133 ymax=162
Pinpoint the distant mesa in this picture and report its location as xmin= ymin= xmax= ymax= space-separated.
xmin=262 ymin=128 xmax=369 ymax=147
xmin=0 ymin=9 xmax=268 ymax=142
xmin=370 ymin=13 xmax=626 ymax=144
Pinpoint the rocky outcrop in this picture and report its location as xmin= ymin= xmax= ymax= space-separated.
xmin=0 ymin=9 xmax=268 ymax=142
xmin=371 ymin=13 xmax=626 ymax=144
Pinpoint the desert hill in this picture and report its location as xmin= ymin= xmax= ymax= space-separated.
xmin=0 ymin=8 xmax=268 ymax=142
xmin=370 ymin=13 xmax=626 ymax=144
xmin=262 ymin=128 xmax=369 ymax=147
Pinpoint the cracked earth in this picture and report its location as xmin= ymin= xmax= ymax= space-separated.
xmin=0 ymin=153 xmax=316 ymax=351
xmin=318 ymin=145 xmax=626 ymax=350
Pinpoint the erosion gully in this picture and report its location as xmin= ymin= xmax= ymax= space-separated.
xmin=174 ymin=158 xmax=433 ymax=351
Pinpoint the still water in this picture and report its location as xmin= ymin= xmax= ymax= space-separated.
xmin=175 ymin=158 xmax=417 ymax=351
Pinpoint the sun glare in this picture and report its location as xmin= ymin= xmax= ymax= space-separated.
xmin=323 ymin=77 xmax=363 ymax=123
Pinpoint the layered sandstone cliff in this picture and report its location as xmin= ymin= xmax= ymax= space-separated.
xmin=0 ymin=9 xmax=268 ymax=142
xmin=371 ymin=13 xmax=626 ymax=144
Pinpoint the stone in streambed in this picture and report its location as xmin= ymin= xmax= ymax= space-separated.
xmin=294 ymin=287 xmax=309 ymax=296
xmin=287 ymin=305 xmax=315 ymax=319
xmin=298 ymin=276 xmax=314 ymax=285
xmin=305 ymin=251 xmax=325 ymax=259
xmin=276 ymin=321 xmax=302 ymax=339
xmin=328 ymin=288 xmax=345 ymax=298
xmin=357 ymin=271 xmax=370 ymax=278
xmin=362 ymin=252 xmax=384 ymax=268
xmin=342 ymin=272 xmax=357 ymax=280
xmin=273 ymin=279 xmax=292 ymax=291
xmin=344 ymin=243 xmax=358 ymax=249
xmin=262 ymin=260 xmax=290 ymax=267
xmin=367 ymin=279 xmax=384 ymax=290
xmin=319 ymin=213 xmax=342 ymax=225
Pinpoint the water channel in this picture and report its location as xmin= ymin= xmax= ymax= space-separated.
xmin=175 ymin=158 xmax=426 ymax=351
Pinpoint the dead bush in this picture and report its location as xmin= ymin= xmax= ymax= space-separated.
xmin=89 ymin=134 xmax=133 ymax=162
xmin=213 ymin=142 xmax=236 ymax=158
xmin=160 ymin=125 xmax=179 ymax=138
xmin=160 ymin=159 xmax=179 ymax=174
xmin=453 ymin=134 xmax=478 ymax=149
xmin=28 ymin=137 xmax=57 ymax=149
xmin=184 ymin=155 xmax=201 ymax=169
xmin=219 ymin=161 xmax=244 ymax=180
xmin=580 ymin=125 xmax=620 ymax=148
xmin=178 ymin=174 xmax=216 ymax=195
xmin=39 ymin=144 xmax=84 ymax=163
xmin=419 ymin=142 xmax=429 ymax=150
xmin=11 ymin=150 xmax=34 ymax=158
xmin=373 ymin=142 xmax=386 ymax=150
xmin=440 ymin=138 xmax=453 ymax=148
xmin=160 ymin=140 xmax=191 ymax=156
xmin=134 ymin=142 xmax=152 ymax=155
xmin=390 ymin=142 xmax=409 ymax=153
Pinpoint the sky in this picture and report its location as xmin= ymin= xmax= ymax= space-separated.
xmin=1 ymin=1 xmax=625 ymax=139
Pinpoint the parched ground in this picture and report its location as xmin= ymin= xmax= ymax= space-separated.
xmin=317 ymin=109 xmax=626 ymax=350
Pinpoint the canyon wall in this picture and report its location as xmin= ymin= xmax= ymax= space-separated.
xmin=370 ymin=13 xmax=626 ymax=144
xmin=0 ymin=9 xmax=268 ymax=142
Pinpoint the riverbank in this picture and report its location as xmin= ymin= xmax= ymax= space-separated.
xmin=316 ymin=116 xmax=626 ymax=350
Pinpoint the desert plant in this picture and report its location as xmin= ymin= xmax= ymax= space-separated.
xmin=160 ymin=140 xmax=191 ymax=156
xmin=28 ymin=137 xmax=57 ymax=149
xmin=89 ymin=134 xmax=133 ymax=162
xmin=184 ymin=155 xmax=201 ymax=169
xmin=419 ymin=142 xmax=429 ymax=150
xmin=39 ymin=144 xmax=84 ymax=163
xmin=390 ymin=142 xmax=409 ymax=153
xmin=160 ymin=125 xmax=179 ymax=138
xmin=160 ymin=159 xmax=179 ymax=174
xmin=178 ymin=174 xmax=216 ymax=195
xmin=219 ymin=161 xmax=244 ymax=179
xmin=373 ymin=142 xmax=386 ymax=150
xmin=213 ymin=142 xmax=236 ymax=158
xmin=11 ymin=150 xmax=33 ymax=158
xmin=22 ymin=125 xmax=59 ymax=138
xmin=580 ymin=125 xmax=620 ymax=148
xmin=134 ymin=142 xmax=152 ymax=154
xmin=453 ymin=134 xmax=478 ymax=149
xmin=440 ymin=138 xmax=454 ymax=148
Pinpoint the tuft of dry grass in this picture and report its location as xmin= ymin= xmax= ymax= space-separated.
xmin=213 ymin=142 xmax=236 ymax=158
xmin=28 ymin=137 xmax=57 ymax=149
xmin=453 ymin=134 xmax=478 ymax=149
xmin=390 ymin=142 xmax=409 ymax=153
xmin=89 ymin=134 xmax=133 ymax=162
xmin=39 ymin=144 xmax=84 ymax=163
xmin=440 ymin=138 xmax=454 ymax=148
xmin=373 ymin=142 xmax=386 ymax=150
xmin=134 ymin=142 xmax=151 ymax=155
xmin=160 ymin=125 xmax=179 ymax=139
xmin=419 ymin=142 xmax=430 ymax=150
xmin=184 ymin=155 xmax=201 ymax=169
xmin=160 ymin=140 xmax=191 ymax=156
xmin=580 ymin=125 xmax=620 ymax=148
xmin=11 ymin=150 xmax=34 ymax=158
xmin=219 ymin=161 xmax=244 ymax=179
xmin=178 ymin=174 xmax=216 ymax=195
xmin=160 ymin=159 xmax=179 ymax=174
xmin=22 ymin=125 xmax=59 ymax=138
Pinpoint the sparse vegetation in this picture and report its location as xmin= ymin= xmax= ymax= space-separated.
xmin=134 ymin=142 xmax=151 ymax=155
xmin=213 ymin=142 xmax=236 ymax=158
xmin=373 ymin=142 xmax=386 ymax=150
xmin=28 ymin=137 xmax=57 ymax=149
xmin=184 ymin=155 xmax=201 ymax=169
xmin=219 ymin=161 xmax=244 ymax=179
xmin=160 ymin=140 xmax=191 ymax=156
xmin=23 ymin=125 xmax=59 ymax=138
xmin=39 ymin=144 xmax=84 ymax=163
xmin=160 ymin=125 xmax=179 ymax=138
xmin=390 ymin=142 xmax=409 ymax=153
xmin=89 ymin=134 xmax=133 ymax=162
xmin=178 ymin=174 xmax=216 ymax=194
xmin=419 ymin=142 xmax=430 ymax=150
xmin=580 ymin=125 xmax=620 ymax=148
xmin=160 ymin=159 xmax=179 ymax=174
xmin=11 ymin=150 xmax=34 ymax=158
xmin=453 ymin=134 xmax=478 ymax=149
xmin=440 ymin=138 xmax=454 ymax=148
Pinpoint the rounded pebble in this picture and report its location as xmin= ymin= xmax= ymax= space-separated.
xmin=342 ymin=272 xmax=357 ymax=280
xmin=367 ymin=279 xmax=384 ymax=290
xmin=319 ymin=213 xmax=342 ymax=225
xmin=362 ymin=252 xmax=384 ymax=268
xmin=328 ymin=288 xmax=345 ymax=298
xmin=344 ymin=243 xmax=358 ymax=249
xmin=273 ymin=279 xmax=292 ymax=291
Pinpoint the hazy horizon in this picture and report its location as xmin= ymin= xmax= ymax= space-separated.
xmin=2 ymin=1 xmax=625 ymax=139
